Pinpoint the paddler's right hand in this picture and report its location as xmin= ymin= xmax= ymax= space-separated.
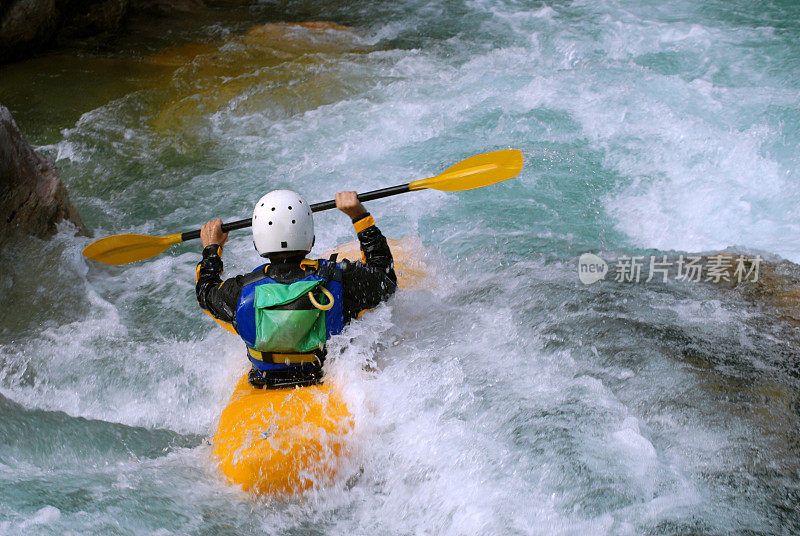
xmin=201 ymin=219 xmax=229 ymax=248
xmin=335 ymin=191 xmax=368 ymax=220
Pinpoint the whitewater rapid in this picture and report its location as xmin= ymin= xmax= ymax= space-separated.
xmin=1 ymin=0 xmax=798 ymax=534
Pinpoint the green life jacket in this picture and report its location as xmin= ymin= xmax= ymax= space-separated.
xmin=252 ymin=278 xmax=329 ymax=354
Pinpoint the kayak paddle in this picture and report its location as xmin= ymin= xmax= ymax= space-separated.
xmin=82 ymin=149 xmax=523 ymax=265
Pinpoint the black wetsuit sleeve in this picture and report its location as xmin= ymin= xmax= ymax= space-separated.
xmin=195 ymin=245 xmax=244 ymax=327
xmin=340 ymin=213 xmax=398 ymax=323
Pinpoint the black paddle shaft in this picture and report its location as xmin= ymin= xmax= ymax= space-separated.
xmin=180 ymin=183 xmax=411 ymax=241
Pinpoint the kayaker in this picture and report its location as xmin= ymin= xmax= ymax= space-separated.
xmin=196 ymin=190 xmax=397 ymax=388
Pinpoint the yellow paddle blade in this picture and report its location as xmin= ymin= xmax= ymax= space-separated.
xmin=82 ymin=233 xmax=184 ymax=265
xmin=409 ymin=149 xmax=523 ymax=192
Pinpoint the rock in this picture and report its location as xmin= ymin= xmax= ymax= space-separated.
xmin=0 ymin=0 xmax=129 ymax=62
xmin=0 ymin=104 xmax=86 ymax=249
xmin=130 ymin=0 xmax=206 ymax=16
xmin=0 ymin=0 xmax=59 ymax=60
xmin=57 ymin=0 xmax=130 ymax=37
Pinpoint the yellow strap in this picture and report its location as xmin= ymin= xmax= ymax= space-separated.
xmin=247 ymin=348 xmax=319 ymax=364
xmin=274 ymin=353 xmax=320 ymax=364
xmin=353 ymin=215 xmax=375 ymax=234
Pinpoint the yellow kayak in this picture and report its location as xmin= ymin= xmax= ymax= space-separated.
xmin=211 ymin=237 xmax=425 ymax=495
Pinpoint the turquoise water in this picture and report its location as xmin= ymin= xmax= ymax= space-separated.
xmin=1 ymin=0 xmax=799 ymax=534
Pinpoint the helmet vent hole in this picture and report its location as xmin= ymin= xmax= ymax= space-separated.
xmin=268 ymin=221 xmax=273 ymax=225
xmin=260 ymin=203 xmax=264 ymax=207
xmin=281 ymin=241 xmax=288 ymax=249
xmin=288 ymin=206 xmax=292 ymax=210
xmin=292 ymin=220 xmax=296 ymax=224
xmin=271 ymin=207 xmax=275 ymax=211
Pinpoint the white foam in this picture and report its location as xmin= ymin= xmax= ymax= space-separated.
xmin=18 ymin=505 xmax=61 ymax=528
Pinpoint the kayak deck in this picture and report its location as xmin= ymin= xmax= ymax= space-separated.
xmin=212 ymin=376 xmax=352 ymax=495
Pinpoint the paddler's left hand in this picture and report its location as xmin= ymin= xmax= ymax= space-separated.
xmin=200 ymin=219 xmax=229 ymax=248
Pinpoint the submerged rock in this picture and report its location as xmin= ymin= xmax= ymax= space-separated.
xmin=149 ymin=21 xmax=365 ymax=133
xmin=0 ymin=104 xmax=86 ymax=248
xmin=701 ymin=252 xmax=800 ymax=325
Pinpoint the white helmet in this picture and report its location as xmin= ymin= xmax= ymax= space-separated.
xmin=252 ymin=190 xmax=314 ymax=257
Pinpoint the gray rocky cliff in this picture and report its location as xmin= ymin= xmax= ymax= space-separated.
xmin=0 ymin=103 xmax=86 ymax=248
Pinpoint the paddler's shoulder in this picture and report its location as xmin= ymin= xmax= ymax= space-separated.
xmin=238 ymin=263 xmax=270 ymax=286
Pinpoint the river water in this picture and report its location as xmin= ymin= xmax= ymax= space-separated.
xmin=1 ymin=0 xmax=799 ymax=534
